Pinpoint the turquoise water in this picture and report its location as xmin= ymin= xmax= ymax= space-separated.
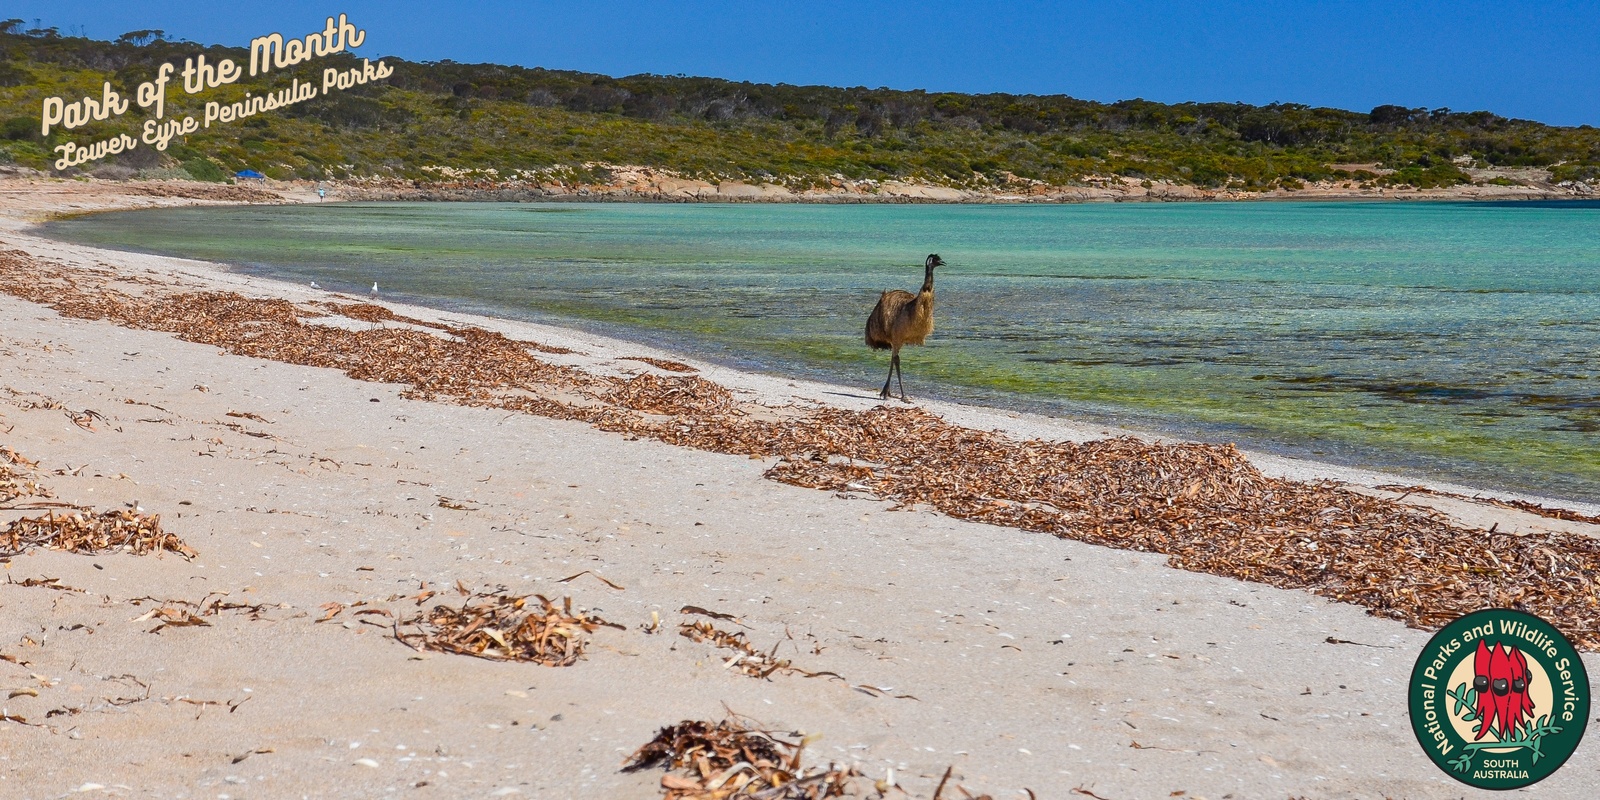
xmin=40 ymin=201 xmax=1600 ymax=502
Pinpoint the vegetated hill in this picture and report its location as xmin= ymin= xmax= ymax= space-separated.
xmin=3 ymin=22 xmax=1598 ymax=190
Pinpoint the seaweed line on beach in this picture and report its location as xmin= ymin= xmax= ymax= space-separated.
xmin=1376 ymin=483 xmax=1600 ymax=526
xmin=3 ymin=249 xmax=1597 ymax=649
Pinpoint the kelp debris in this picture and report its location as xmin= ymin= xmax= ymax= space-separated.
xmin=680 ymin=621 xmax=795 ymax=679
xmin=607 ymin=373 xmax=738 ymax=417
xmin=624 ymin=718 xmax=859 ymax=799
xmin=1376 ymin=483 xmax=1600 ymax=526
xmin=1 ymin=510 xmax=194 ymax=559
xmin=677 ymin=621 xmax=858 ymax=690
xmin=0 ymin=445 xmax=51 ymax=506
xmin=4 ymin=575 xmax=83 ymax=593
xmin=132 ymin=605 xmax=210 ymax=633
xmin=318 ymin=301 xmax=574 ymax=353
xmin=930 ymin=766 xmax=1015 ymax=800
xmin=621 ymin=356 xmax=699 ymax=373
xmin=127 ymin=593 xmax=277 ymax=632
xmin=396 ymin=591 xmax=620 ymax=665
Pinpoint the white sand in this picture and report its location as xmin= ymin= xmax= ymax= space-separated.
xmin=0 ymin=177 xmax=1595 ymax=798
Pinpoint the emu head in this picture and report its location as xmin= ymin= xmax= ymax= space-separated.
xmin=925 ymin=254 xmax=944 ymax=269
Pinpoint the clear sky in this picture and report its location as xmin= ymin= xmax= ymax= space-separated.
xmin=13 ymin=1 xmax=1600 ymax=126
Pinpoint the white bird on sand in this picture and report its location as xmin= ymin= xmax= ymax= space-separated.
xmin=309 ymin=281 xmax=320 ymax=290
xmin=369 ymin=282 xmax=379 ymax=298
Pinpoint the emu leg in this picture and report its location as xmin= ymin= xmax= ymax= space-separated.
xmin=879 ymin=351 xmax=897 ymax=400
xmin=894 ymin=352 xmax=911 ymax=402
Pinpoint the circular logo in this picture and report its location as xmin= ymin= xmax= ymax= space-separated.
xmin=1409 ymin=608 xmax=1590 ymax=789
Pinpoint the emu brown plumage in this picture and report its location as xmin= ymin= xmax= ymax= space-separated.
xmin=865 ymin=254 xmax=943 ymax=401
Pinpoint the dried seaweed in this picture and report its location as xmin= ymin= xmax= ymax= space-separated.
xmin=126 ymin=593 xmax=278 ymax=633
xmin=1377 ymin=483 xmax=1600 ymax=525
xmin=0 ymin=465 xmax=49 ymax=506
xmin=0 ymin=445 xmax=51 ymax=506
xmin=557 ymin=570 xmax=627 ymax=590
xmin=930 ymin=766 xmax=1010 ymax=800
xmin=130 ymin=592 xmax=276 ymax=620
xmin=624 ymin=718 xmax=859 ymax=799
xmin=607 ymin=374 xmax=737 ymax=417
xmin=131 ymin=605 xmax=211 ymax=633
xmin=5 ymin=250 xmax=1600 ymax=648
xmin=0 ymin=446 xmax=39 ymax=469
xmin=326 ymin=301 xmax=406 ymax=325
xmin=680 ymin=621 xmax=794 ymax=679
xmin=318 ymin=301 xmax=573 ymax=353
xmin=761 ymin=414 xmax=1600 ymax=647
xmin=5 ymin=576 xmax=83 ymax=593
xmin=395 ymin=591 xmax=619 ymax=665
xmin=622 ymin=357 xmax=699 ymax=373
xmin=677 ymin=621 xmax=850 ymax=688
xmin=0 ymin=510 xmax=194 ymax=559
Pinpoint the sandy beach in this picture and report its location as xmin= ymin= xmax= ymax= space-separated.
xmin=1 ymin=175 xmax=1597 ymax=799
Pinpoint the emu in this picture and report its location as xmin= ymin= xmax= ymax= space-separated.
xmin=864 ymin=254 xmax=944 ymax=402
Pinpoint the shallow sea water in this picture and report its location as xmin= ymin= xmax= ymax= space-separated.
xmin=41 ymin=200 xmax=1600 ymax=501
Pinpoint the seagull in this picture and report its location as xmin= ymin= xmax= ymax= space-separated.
xmin=369 ymin=281 xmax=379 ymax=299
xmin=309 ymin=281 xmax=321 ymax=290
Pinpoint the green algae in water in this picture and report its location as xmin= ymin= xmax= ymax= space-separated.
xmin=39 ymin=200 xmax=1600 ymax=502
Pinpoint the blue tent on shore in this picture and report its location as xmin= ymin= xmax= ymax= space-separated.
xmin=236 ymin=169 xmax=266 ymax=180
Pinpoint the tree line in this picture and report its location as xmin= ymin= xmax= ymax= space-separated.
xmin=3 ymin=23 xmax=1597 ymax=188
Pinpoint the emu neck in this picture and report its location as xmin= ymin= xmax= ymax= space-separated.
xmin=919 ymin=264 xmax=936 ymax=295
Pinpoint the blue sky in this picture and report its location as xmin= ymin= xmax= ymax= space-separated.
xmin=14 ymin=1 xmax=1600 ymax=126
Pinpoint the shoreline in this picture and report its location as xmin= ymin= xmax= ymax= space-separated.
xmin=2 ymin=176 xmax=1597 ymax=798
xmin=32 ymin=178 xmax=1600 ymax=509
xmin=13 ymin=176 xmax=1600 ymax=522
xmin=154 ymin=256 xmax=1600 ymax=508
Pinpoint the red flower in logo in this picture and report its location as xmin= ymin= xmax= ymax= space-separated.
xmin=1473 ymin=640 xmax=1535 ymax=740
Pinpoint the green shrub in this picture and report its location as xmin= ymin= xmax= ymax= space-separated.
xmin=1381 ymin=162 xmax=1471 ymax=189
xmin=2 ymin=116 xmax=34 ymax=140
xmin=1550 ymin=162 xmax=1600 ymax=183
xmin=180 ymin=157 xmax=229 ymax=182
